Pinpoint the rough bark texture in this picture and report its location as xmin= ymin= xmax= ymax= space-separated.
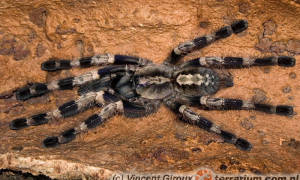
xmin=0 ymin=0 xmax=300 ymax=179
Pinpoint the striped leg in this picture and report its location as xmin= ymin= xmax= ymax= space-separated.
xmin=165 ymin=20 xmax=248 ymax=65
xmin=16 ymin=69 xmax=99 ymax=101
xmin=16 ymin=65 xmax=139 ymax=101
xmin=9 ymin=91 xmax=120 ymax=130
xmin=180 ymin=96 xmax=293 ymax=116
xmin=165 ymin=101 xmax=251 ymax=151
xmin=77 ymin=72 xmax=125 ymax=95
xmin=179 ymin=56 xmax=295 ymax=69
xmin=41 ymin=54 xmax=152 ymax=72
xmin=42 ymin=100 xmax=151 ymax=148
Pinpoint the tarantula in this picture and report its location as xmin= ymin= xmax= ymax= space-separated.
xmin=9 ymin=20 xmax=295 ymax=151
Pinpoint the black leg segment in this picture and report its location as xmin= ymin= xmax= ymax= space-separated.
xmin=16 ymin=83 xmax=49 ymax=101
xmin=164 ymin=101 xmax=252 ymax=151
xmin=41 ymin=54 xmax=152 ymax=72
xmin=179 ymin=96 xmax=293 ymax=116
xmin=179 ymin=56 xmax=295 ymax=69
xmin=165 ymin=20 xmax=248 ymax=65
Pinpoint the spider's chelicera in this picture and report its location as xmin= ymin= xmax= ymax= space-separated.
xmin=10 ymin=20 xmax=295 ymax=151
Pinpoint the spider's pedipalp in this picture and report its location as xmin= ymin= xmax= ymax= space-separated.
xmin=41 ymin=54 xmax=152 ymax=72
xmin=165 ymin=101 xmax=252 ymax=151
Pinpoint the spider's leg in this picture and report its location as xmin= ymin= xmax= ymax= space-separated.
xmin=42 ymin=100 xmax=152 ymax=148
xmin=10 ymin=91 xmax=119 ymax=130
xmin=41 ymin=54 xmax=152 ymax=72
xmin=16 ymin=65 xmax=139 ymax=101
xmin=164 ymin=20 xmax=248 ymax=65
xmin=180 ymin=96 xmax=293 ymax=116
xmin=165 ymin=101 xmax=251 ymax=151
xmin=179 ymin=56 xmax=295 ymax=69
xmin=16 ymin=69 xmax=99 ymax=101
xmin=77 ymin=72 xmax=125 ymax=95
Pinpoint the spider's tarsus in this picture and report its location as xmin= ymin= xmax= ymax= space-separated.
xmin=59 ymin=128 xmax=76 ymax=144
xmin=10 ymin=118 xmax=28 ymax=130
xmin=278 ymin=56 xmax=295 ymax=67
xmin=16 ymin=83 xmax=49 ymax=101
xmin=215 ymin=26 xmax=233 ymax=40
xmin=276 ymin=105 xmax=293 ymax=116
xmin=30 ymin=113 xmax=48 ymax=125
xmin=16 ymin=86 xmax=31 ymax=101
xmin=42 ymin=129 xmax=77 ymax=148
xmin=231 ymin=19 xmax=248 ymax=34
xmin=234 ymin=138 xmax=252 ymax=151
xmin=220 ymin=130 xmax=236 ymax=144
xmin=220 ymin=130 xmax=252 ymax=151
xmin=41 ymin=59 xmax=71 ymax=72
xmin=42 ymin=136 xmax=60 ymax=148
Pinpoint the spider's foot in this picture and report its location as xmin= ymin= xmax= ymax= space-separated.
xmin=16 ymin=83 xmax=49 ymax=101
xmin=215 ymin=26 xmax=233 ymax=40
xmin=10 ymin=113 xmax=49 ymax=130
xmin=215 ymin=19 xmax=248 ymax=40
xmin=220 ymin=130 xmax=251 ymax=151
xmin=231 ymin=20 xmax=248 ymax=34
xmin=10 ymin=118 xmax=28 ymax=130
xmin=42 ymin=136 xmax=60 ymax=148
xmin=41 ymin=59 xmax=71 ymax=71
xmin=42 ymin=128 xmax=76 ymax=148
xmin=276 ymin=105 xmax=293 ymax=116
xmin=278 ymin=56 xmax=295 ymax=67
xmin=234 ymin=138 xmax=252 ymax=151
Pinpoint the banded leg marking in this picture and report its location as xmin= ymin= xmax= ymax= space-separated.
xmin=166 ymin=20 xmax=248 ymax=64
xmin=42 ymin=99 xmax=150 ymax=148
xmin=179 ymin=56 xmax=295 ymax=69
xmin=77 ymin=72 xmax=126 ymax=95
xmin=41 ymin=54 xmax=152 ymax=72
xmin=181 ymin=96 xmax=293 ymax=116
xmin=16 ymin=64 xmax=138 ymax=101
xmin=166 ymin=101 xmax=251 ymax=151
xmin=10 ymin=91 xmax=120 ymax=130
xmin=16 ymin=70 xmax=100 ymax=101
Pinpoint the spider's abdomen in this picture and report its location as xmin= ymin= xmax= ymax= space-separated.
xmin=175 ymin=68 xmax=220 ymax=96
